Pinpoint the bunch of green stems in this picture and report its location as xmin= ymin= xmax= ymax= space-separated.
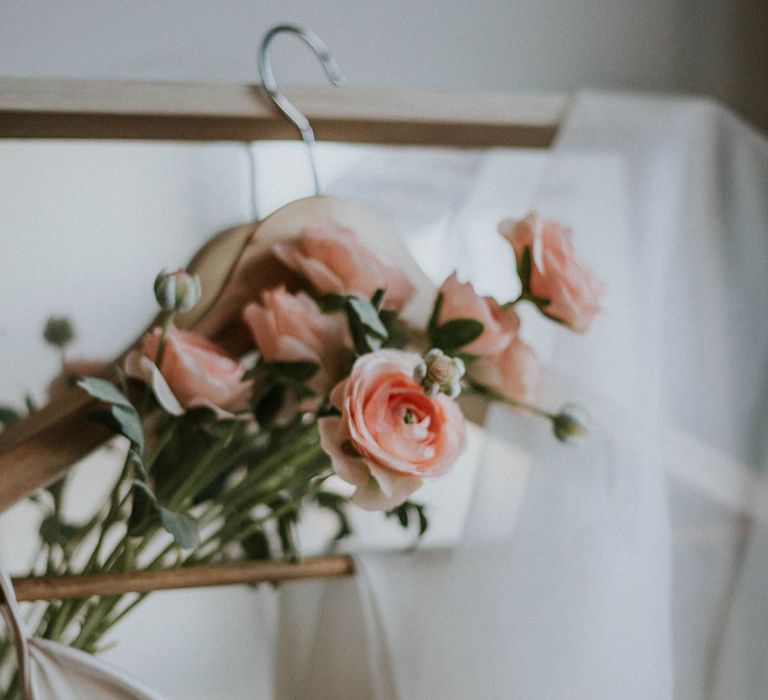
xmin=1 ymin=412 xmax=330 ymax=699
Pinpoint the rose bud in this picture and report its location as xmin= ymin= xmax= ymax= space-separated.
xmin=43 ymin=316 xmax=75 ymax=349
xmin=154 ymin=268 xmax=202 ymax=313
xmin=415 ymin=348 xmax=465 ymax=399
xmin=552 ymin=403 xmax=590 ymax=443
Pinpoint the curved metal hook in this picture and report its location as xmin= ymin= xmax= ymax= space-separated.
xmin=259 ymin=24 xmax=346 ymax=195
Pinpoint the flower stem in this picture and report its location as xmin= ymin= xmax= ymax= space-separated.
xmin=154 ymin=311 xmax=174 ymax=367
xmin=466 ymin=379 xmax=556 ymax=421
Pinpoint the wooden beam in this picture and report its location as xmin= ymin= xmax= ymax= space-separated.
xmin=0 ymin=78 xmax=566 ymax=146
xmin=10 ymin=556 xmax=354 ymax=602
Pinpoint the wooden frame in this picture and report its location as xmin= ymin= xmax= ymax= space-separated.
xmin=0 ymin=78 xmax=567 ymax=146
xmin=0 ymin=77 xmax=565 ymax=597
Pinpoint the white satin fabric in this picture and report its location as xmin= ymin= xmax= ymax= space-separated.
xmin=0 ymin=567 xmax=167 ymax=700
xmin=276 ymin=92 xmax=768 ymax=699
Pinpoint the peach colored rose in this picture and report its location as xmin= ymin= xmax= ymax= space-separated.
xmin=319 ymin=350 xmax=465 ymax=510
xmin=471 ymin=338 xmax=538 ymax=403
xmin=272 ymin=223 xmax=415 ymax=311
xmin=499 ymin=212 xmax=603 ymax=333
xmin=435 ymin=272 xmax=538 ymax=401
xmin=437 ymin=273 xmax=519 ymax=356
xmin=125 ymin=325 xmax=248 ymax=417
xmin=243 ymin=287 xmax=350 ymax=399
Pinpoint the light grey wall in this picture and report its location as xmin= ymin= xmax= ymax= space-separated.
xmin=0 ymin=0 xmax=765 ymax=131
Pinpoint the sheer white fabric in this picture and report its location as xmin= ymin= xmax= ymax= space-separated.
xmin=276 ymin=92 xmax=768 ymax=699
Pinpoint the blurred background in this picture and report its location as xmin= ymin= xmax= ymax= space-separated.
xmin=0 ymin=0 xmax=766 ymax=132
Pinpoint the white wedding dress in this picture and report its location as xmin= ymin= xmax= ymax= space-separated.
xmin=275 ymin=92 xmax=768 ymax=700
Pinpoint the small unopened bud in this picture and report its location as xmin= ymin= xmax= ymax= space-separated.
xmin=415 ymin=348 xmax=465 ymax=399
xmin=154 ymin=269 xmax=202 ymax=312
xmin=43 ymin=317 xmax=74 ymax=348
xmin=553 ymin=403 xmax=590 ymax=443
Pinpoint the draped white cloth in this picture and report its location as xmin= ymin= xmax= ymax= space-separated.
xmin=276 ymin=92 xmax=768 ymax=699
xmin=0 ymin=567 xmax=167 ymax=700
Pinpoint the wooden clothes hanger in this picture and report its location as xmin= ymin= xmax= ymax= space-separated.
xmin=0 ymin=26 xmax=567 ymax=599
xmin=0 ymin=25 xmax=434 ymax=513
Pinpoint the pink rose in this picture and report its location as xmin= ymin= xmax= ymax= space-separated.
xmin=471 ymin=338 xmax=538 ymax=403
xmin=319 ymin=350 xmax=465 ymax=510
xmin=436 ymin=272 xmax=537 ymax=401
xmin=499 ymin=212 xmax=603 ymax=333
xmin=438 ymin=273 xmax=519 ymax=356
xmin=125 ymin=325 xmax=248 ymax=416
xmin=243 ymin=287 xmax=350 ymax=399
xmin=272 ymin=223 xmax=415 ymax=311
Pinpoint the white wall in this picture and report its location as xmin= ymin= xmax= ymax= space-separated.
xmin=0 ymin=0 xmax=765 ymax=131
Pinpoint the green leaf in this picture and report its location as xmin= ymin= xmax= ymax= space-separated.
xmin=386 ymin=501 xmax=429 ymax=545
xmin=110 ymin=405 xmax=144 ymax=453
xmin=346 ymin=296 xmax=388 ymax=337
xmin=370 ymin=288 xmax=386 ymax=310
xmin=427 ymin=292 xmax=444 ymax=336
xmin=128 ymin=449 xmax=146 ymax=481
xmin=129 ymin=480 xmax=199 ymax=549
xmin=380 ymin=310 xmax=409 ymax=349
xmin=253 ymin=382 xmax=286 ymax=427
xmin=159 ymin=507 xmax=200 ymax=550
xmin=317 ymin=294 xmax=346 ymax=313
xmin=24 ymin=394 xmax=37 ymax=414
xmin=0 ymin=405 xmax=20 ymax=428
xmin=77 ymin=377 xmax=133 ymax=408
xmin=415 ymin=504 xmax=429 ymax=538
xmin=85 ymin=405 xmax=144 ymax=452
xmin=431 ymin=318 xmax=484 ymax=352
xmin=241 ymin=526 xmax=271 ymax=560
xmin=316 ymin=491 xmax=353 ymax=542
xmin=127 ymin=482 xmax=158 ymax=536
xmin=39 ymin=515 xmax=79 ymax=547
xmin=345 ymin=295 xmax=389 ymax=354
xmin=516 ymin=245 xmax=533 ymax=290
xmin=265 ymin=361 xmax=320 ymax=384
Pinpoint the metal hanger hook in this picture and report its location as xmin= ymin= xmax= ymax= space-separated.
xmin=258 ymin=24 xmax=346 ymax=195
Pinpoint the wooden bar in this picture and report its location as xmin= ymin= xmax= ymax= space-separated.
xmin=0 ymin=78 xmax=567 ymax=146
xmin=10 ymin=555 xmax=354 ymax=602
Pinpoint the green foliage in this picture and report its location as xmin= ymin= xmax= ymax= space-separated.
xmin=516 ymin=245 xmax=533 ymax=290
xmin=386 ymin=500 xmax=429 ymax=543
xmin=429 ymin=318 xmax=484 ymax=354
xmin=515 ymin=245 xmax=550 ymax=310
xmin=315 ymin=491 xmax=353 ymax=543
xmin=345 ymin=295 xmax=389 ymax=354
xmin=241 ymin=526 xmax=271 ymax=561
xmin=380 ymin=310 xmax=409 ymax=349
xmin=427 ymin=292 xmax=444 ymax=337
xmin=78 ymin=378 xmax=144 ymax=452
xmin=39 ymin=514 xmax=80 ymax=548
xmin=0 ymin=405 xmax=20 ymax=429
xmin=158 ymin=507 xmax=200 ymax=550
xmin=247 ymin=360 xmax=320 ymax=427
xmin=131 ymin=480 xmax=200 ymax=550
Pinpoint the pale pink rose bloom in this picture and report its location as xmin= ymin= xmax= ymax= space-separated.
xmin=471 ymin=337 xmax=538 ymax=403
xmin=243 ymin=287 xmax=350 ymax=399
xmin=438 ymin=273 xmax=520 ymax=356
xmin=272 ymin=223 xmax=415 ymax=311
xmin=499 ymin=212 xmax=604 ymax=333
xmin=125 ymin=326 xmax=248 ymax=417
xmin=319 ymin=349 xmax=465 ymax=511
